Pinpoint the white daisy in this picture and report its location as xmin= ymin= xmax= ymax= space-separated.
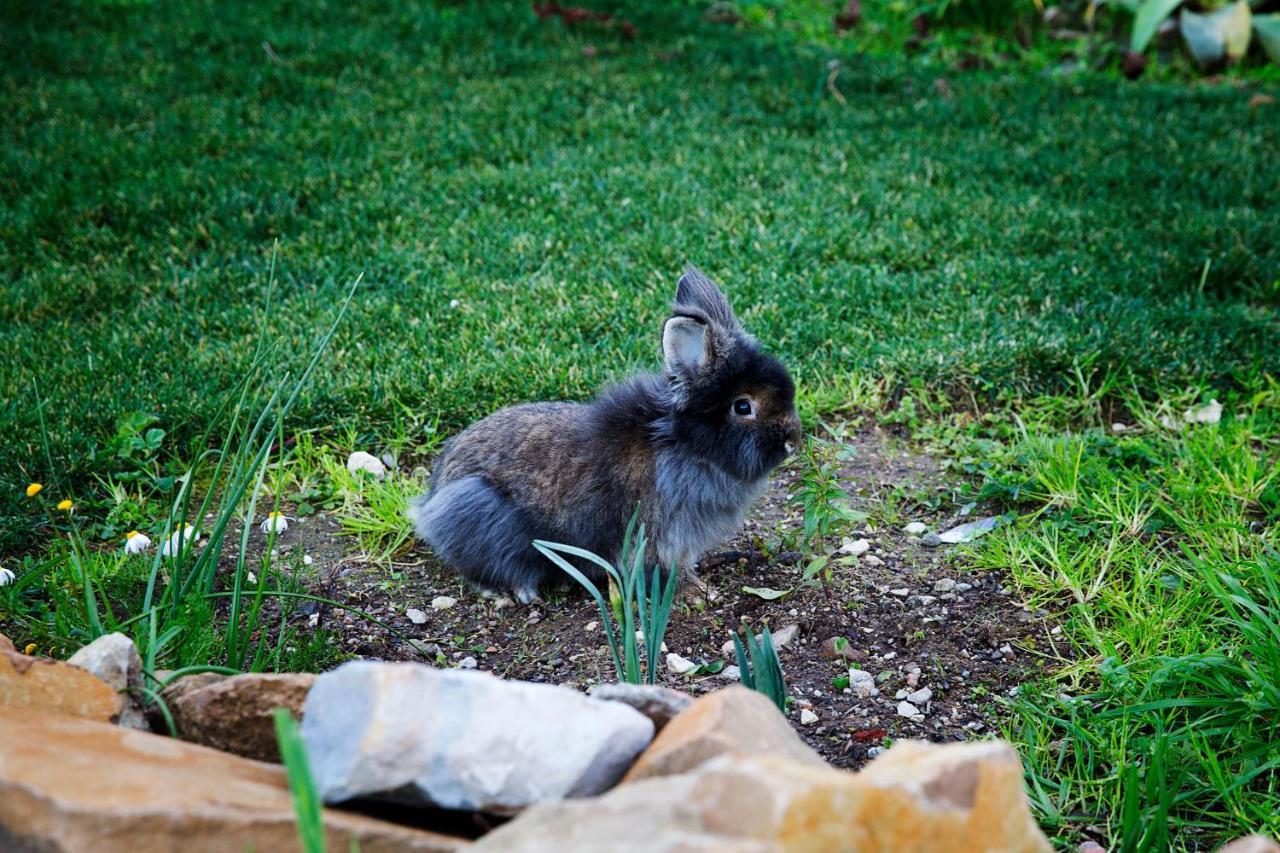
xmin=123 ymin=530 xmax=153 ymax=555
xmin=260 ymin=511 xmax=291 ymax=534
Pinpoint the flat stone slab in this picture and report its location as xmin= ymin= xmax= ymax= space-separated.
xmin=0 ymin=706 xmax=466 ymax=852
xmin=302 ymin=661 xmax=654 ymax=814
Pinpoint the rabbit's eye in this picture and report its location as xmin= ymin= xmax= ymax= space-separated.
xmin=732 ymin=398 xmax=754 ymax=417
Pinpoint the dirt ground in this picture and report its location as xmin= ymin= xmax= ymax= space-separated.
xmin=259 ymin=427 xmax=1055 ymax=770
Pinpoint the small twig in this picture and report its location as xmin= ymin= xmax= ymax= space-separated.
xmin=262 ymin=41 xmax=287 ymax=66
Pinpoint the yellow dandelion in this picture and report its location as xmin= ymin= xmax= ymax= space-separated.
xmin=25 ymin=483 xmax=43 ymax=497
xmin=56 ymin=499 xmax=73 ymax=511
xmin=23 ymin=643 xmax=36 ymax=655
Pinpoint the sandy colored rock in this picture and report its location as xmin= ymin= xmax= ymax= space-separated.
xmin=0 ymin=706 xmax=466 ymax=853
xmin=1218 ymin=837 xmax=1280 ymax=853
xmin=622 ymin=685 xmax=824 ymax=782
xmin=162 ymin=672 xmax=315 ymax=762
xmin=67 ymin=632 xmax=148 ymax=730
xmin=476 ymin=741 xmax=1051 ymax=852
xmin=0 ymin=647 xmax=122 ymax=723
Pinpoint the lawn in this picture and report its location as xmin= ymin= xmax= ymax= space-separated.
xmin=2 ymin=0 xmax=1279 ymax=849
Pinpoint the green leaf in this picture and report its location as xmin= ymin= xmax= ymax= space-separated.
xmin=742 ymin=586 xmax=789 ymax=600
xmin=1255 ymin=14 xmax=1280 ymax=64
xmin=1131 ymin=0 xmax=1184 ymax=51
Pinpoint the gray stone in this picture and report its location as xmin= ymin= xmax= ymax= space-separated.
xmin=903 ymin=522 xmax=928 ymax=535
xmin=67 ymin=632 xmax=147 ymax=730
xmin=932 ymin=578 xmax=956 ymax=593
xmin=301 ymin=661 xmax=654 ymax=814
xmin=920 ymin=533 xmax=943 ymax=547
xmin=938 ymin=516 xmax=1000 ymax=544
xmin=906 ymin=687 xmax=933 ymax=705
xmin=589 ymin=683 xmax=693 ymax=732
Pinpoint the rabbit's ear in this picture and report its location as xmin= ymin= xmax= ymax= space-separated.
xmin=662 ymin=315 xmax=710 ymax=377
xmin=676 ymin=266 xmax=739 ymax=331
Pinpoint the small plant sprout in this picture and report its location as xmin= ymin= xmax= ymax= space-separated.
xmin=346 ymin=450 xmax=387 ymax=480
xmin=56 ymin=499 xmax=73 ymax=512
xmin=0 ymin=567 xmax=15 ymax=586
xmin=25 ymin=482 xmax=42 ymax=497
xmin=123 ymin=530 xmax=152 ymax=555
xmin=160 ymin=525 xmax=200 ymax=558
xmin=260 ymin=511 xmax=291 ymax=534
xmin=533 ymin=509 xmax=678 ymax=685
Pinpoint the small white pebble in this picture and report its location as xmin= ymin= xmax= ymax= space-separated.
xmin=346 ymin=451 xmax=387 ymax=480
xmin=458 ymin=656 xmax=478 ymax=669
xmin=800 ymin=709 xmax=819 ymax=726
xmin=406 ymin=608 xmax=428 ymax=625
xmin=302 ymin=554 xmax=314 ymax=566
xmin=903 ymin=522 xmax=928 ymax=535
xmin=432 ymin=596 xmax=458 ymax=610
xmin=666 ymin=653 xmax=697 ymax=675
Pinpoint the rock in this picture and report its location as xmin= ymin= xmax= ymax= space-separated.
xmin=161 ymin=673 xmax=314 ymax=762
xmin=458 ymin=656 xmax=478 ymax=669
xmin=346 ymin=450 xmax=388 ymax=479
xmin=623 ymin=686 xmax=824 ymax=783
xmin=800 ymin=708 xmax=819 ymax=725
xmin=769 ymin=623 xmax=800 ymax=651
xmin=0 ymin=706 xmax=462 ymax=852
xmin=920 ymin=532 xmax=943 ymax=547
xmin=431 ymin=595 xmax=457 ymax=610
xmin=409 ymin=640 xmax=443 ymax=658
xmin=889 ymin=587 xmax=909 ymax=597
xmin=720 ymin=638 xmax=736 ymax=657
xmin=820 ymin=637 xmax=859 ymax=662
xmin=897 ymin=700 xmax=924 ymax=720
xmin=863 ymin=554 xmax=885 ymax=567
xmin=302 ymin=661 xmax=653 ymax=813
xmin=933 ymin=578 xmax=956 ymax=593
xmin=1217 ymin=836 xmax=1280 ymax=853
xmin=849 ymin=668 xmax=877 ymax=699
xmin=477 ymin=741 xmax=1051 ymax=851
xmin=938 ymin=516 xmax=1000 ymax=544
xmin=1 ymin=647 xmax=122 ymax=723
xmin=665 ymin=653 xmax=697 ymax=675
xmin=840 ymin=537 xmax=871 ymax=556
xmin=903 ymin=521 xmax=928 ymax=535
xmin=907 ymin=687 xmax=933 ymax=705
xmin=67 ymin=632 xmax=148 ymax=730
xmin=1078 ymin=843 xmax=1107 ymax=853
xmin=406 ymin=607 xmax=428 ymax=625
xmin=721 ymin=665 xmax=741 ymax=680
xmin=589 ymin=683 xmax=693 ymax=732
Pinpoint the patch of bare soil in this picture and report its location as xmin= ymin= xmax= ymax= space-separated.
xmin=282 ymin=428 xmax=1055 ymax=770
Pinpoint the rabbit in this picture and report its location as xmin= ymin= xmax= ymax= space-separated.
xmin=408 ymin=266 xmax=801 ymax=604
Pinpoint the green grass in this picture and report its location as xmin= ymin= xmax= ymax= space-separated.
xmin=917 ymin=379 xmax=1280 ymax=849
xmin=3 ymin=0 xmax=1278 ymax=553
xmin=1 ymin=3 xmax=1278 ymax=848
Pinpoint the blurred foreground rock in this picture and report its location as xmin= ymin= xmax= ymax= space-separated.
xmin=477 ymin=740 xmax=1050 ymax=852
xmin=161 ymin=672 xmax=315 ymax=762
xmin=0 ymin=706 xmax=466 ymax=852
xmin=623 ymin=685 xmax=824 ymax=782
xmin=0 ymin=645 xmax=122 ymax=723
xmin=67 ymin=632 xmax=148 ymax=730
xmin=302 ymin=661 xmax=654 ymax=813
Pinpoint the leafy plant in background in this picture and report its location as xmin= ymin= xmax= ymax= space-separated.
xmin=273 ymin=709 xmax=326 ymax=853
xmin=534 ymin=509 xmax=678 ymax=685
xmin=1116 ymin=0 xmax=1280 ymax=71
xmin=732 ymin=626 xmax=787 ymax=712
xmin=789 ymin=436 xmax=866 ymax=546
